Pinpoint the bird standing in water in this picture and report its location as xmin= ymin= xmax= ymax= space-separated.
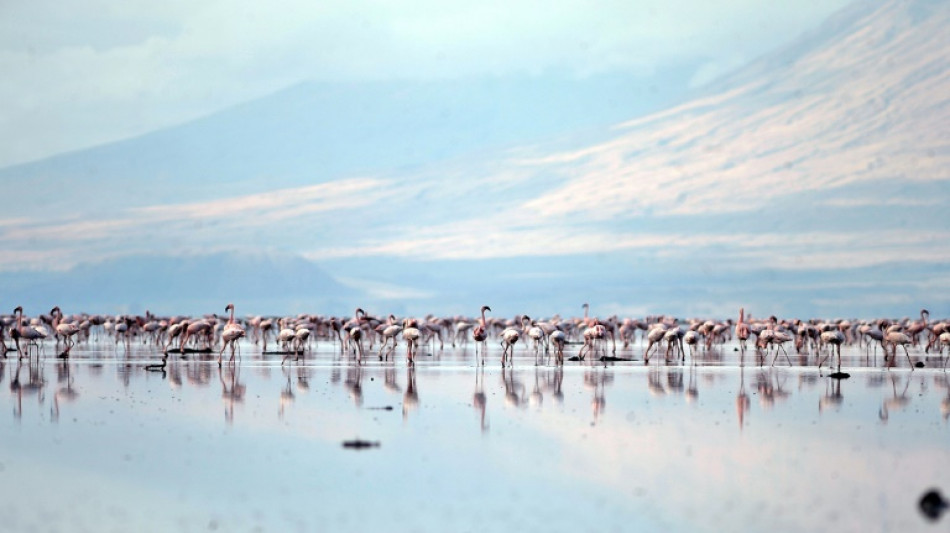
xmin=219 ymin=303 xmax=246 ymax=368
xmin=472 ymin=305 xmax=491 ymax=365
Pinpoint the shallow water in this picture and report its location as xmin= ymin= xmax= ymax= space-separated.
xmin=1 ymin=340 xmax=949 ymax=532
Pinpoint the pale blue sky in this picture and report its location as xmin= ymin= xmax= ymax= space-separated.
xmin=0 ymin=0 xmax=850 ymax=167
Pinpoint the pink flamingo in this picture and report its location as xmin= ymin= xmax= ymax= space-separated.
xmin=12 ymin=306 xmax=47 ymax=359
xmin=377 ymin=315 xmax=402 ymax=360
xmin=348 ymin=308 xmax=366 ymax=364
xmin=50 ymin=306 xmax=80 ymax=355
xmin=735 ymin=308 xmax=750 ymax=352
xmin=817 ymin=329 xmax=845 ymax=373
xmin=180 ymin=319 xmax=212 ymax=354
xmin=499 ymin=319 xmax=521 ymax=367
xmin=472 ymin=305 xmax=491 ymax=364
xmin=219 ymin=303 xmax=246 ymax=367
xmin=403 ymin=318 xmax=421 ymax=365
xmin=883 ymin=326 xmax=915 ymax=370
xmin=549 ymin=329 xmax=566 ymax=365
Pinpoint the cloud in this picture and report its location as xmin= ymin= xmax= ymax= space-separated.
xmin=0 ymin=177 xmax=393 ymax=268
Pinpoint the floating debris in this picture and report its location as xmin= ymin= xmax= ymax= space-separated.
xmin=828 ymin=372 xmax=851 ymax=380
xmin=342 ymin=439 xmax=380 ymax=450
xmin=919 ymin=489 xmax=947 ymax=521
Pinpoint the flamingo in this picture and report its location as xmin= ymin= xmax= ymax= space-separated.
xmin=293 ymin=327 xmax=311 ymax=355
xmin=472 ymin=305 xmax=491 ymax=364
xmin=50 ymin=306 xmax=80 ymax=355
xmin=348 ymin=308 xmax=366 ymax=364
xmin=377 ymin=315 xmax=402 ymax=360
xmin=735 ymin=308 xmax=750 ymax=352
xmin=760 ymin=316 xmax=793 ymax=367
xmin=683 ymin=329 xmax=700 ymax=363
xmin=663 ymin=326 xmax=685 ymax=362
xmin=578 ymin=319 xmax=607 ymax=362
xmin=526 ymin=318 xmax=547 ymax=362
xmin=180 ymin=319 xmax=212 ymax=354
xmin=277 ymin=319 xmax=296 ymax=352
xmin=403 ymin=318 xmax=421 ymax=365
xmin=164 ymin=321 xmax=185 ymax=354
xmin=259 ymin=318 xmax=274 ymax=352
xmin=549 ymin=329 xmax=567 ymax=365
xmin=884 ymin=327 xmax=915 ymax=370
xmin=500 ymin=320 xmax=521 ymax=367
xmin=817 ymin=329 xmax=845 ymax=373
xmin=219 ymin=303 xmax=246 ymax=367
xmin=12 ymin=307 xmax=47 ymax=359
xmin=644 ymin=324 xmax=667 ymax=363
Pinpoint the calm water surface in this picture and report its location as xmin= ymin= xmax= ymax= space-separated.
xmin=1 ymin=341 xmax=948 ymax=532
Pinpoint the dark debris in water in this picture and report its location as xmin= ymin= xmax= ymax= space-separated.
xmin=342 ymin=439 xmax=380 ymax=450
xmin=919 ymin=489 xmax=947 ymax=521
xmin=915 ymin=361 xmax=925 ymax=368
xmin=367 ymin=406 xmax=394 ymax=411
xmin=828 ymin=372 xmax=851 ymax=380
xmin=599 ymin=356 xmax=634 ymax=362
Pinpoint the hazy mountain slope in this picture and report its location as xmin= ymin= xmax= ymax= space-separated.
xmin=0 ymin=70 xmax=694 ymax=216
xmin=0 ymin=252 xmax=356 ymax=316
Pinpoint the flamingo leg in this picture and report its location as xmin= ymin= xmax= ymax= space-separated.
xmin=902 ymin=345 xmax=914 ymax=370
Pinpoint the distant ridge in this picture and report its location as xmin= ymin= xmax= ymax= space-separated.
xmin=0 ymin=252 xmax=356 ymax=316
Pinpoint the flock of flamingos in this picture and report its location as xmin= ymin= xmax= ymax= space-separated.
xmin=2 ymin=304 xmax=949 ymax=374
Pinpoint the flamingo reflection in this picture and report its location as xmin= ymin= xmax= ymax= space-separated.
xmin=345 ymin=366 xmax=363 ymax=407
xmin=10 ymin=359 xmax=45 ymax=420
xmin=403 ymin=367 xmax=419 ymax=421
xmin=279 ymin=368 xmax=295 ymax=419
xmin=819 ymin=376 xmax=845 ymax=414
xmin=473 ymin=366 xmax=488 ymax=433
xmin=879 ymin=373 xmax=910 ymax=423
xmin=686 ymin=365 xmax=698 ymax=404
xmin=502 ymin=367 xmax=526 ymax=408
xmin=736 ymin=366 xmax=750 ymax=430
xmin=526 ymin=367 xmax=543 ymax=409
xmin=937 ymin=374 xmax=950 ymax=421
xmin=220 ymin=364 xmax=245 ymax=424
xmin=51 ymin=362 xmax=79 ymax=423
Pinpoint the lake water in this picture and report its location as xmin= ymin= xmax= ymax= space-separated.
xmin=1 ymin=340 xmax=948 ymax=532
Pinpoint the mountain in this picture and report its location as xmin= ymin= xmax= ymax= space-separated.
xmin=1 ymin=0 xmax=948 ymax=318
xmin=0 ymin=69 xmax=695 ymax=217
xmin=0 ymin=252 xmax=356 ymax=316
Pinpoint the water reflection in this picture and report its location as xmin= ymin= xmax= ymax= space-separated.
xmin=1 ymin=343 xmax=949 ymax=532
xmin=879 ymin=374 xmax=911 ymax=423
xmin=50 ymin=362 xmax=79 ymax=422
xmin=220 ymin=365 xmax=245 ymax=424
xmin=737 ymin=365 xmax=750 ymax=430
xmin=473 ymin=366 xmax=487 ymax=432
xmin=819 ymin=377 xmax=844 ymax=414
xmin=403 ymin=366 xmax=418 ymax=420
xmin=344 ymin=366 xmax=363 ymax=407
xmin=2 ymin=344 xmax=950 ymax=432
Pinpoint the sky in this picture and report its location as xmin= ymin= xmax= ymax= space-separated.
xmin=0 ymin=0 xmax=851 ymax=168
